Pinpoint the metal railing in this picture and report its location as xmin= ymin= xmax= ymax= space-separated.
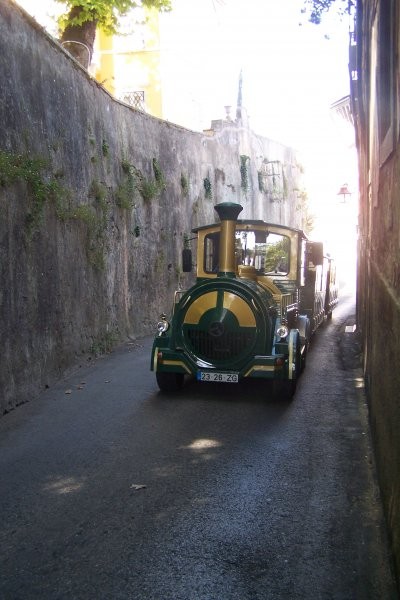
xmin=118 ymin=91 xmax=146 ymax=111
xmin=61 ymin=41 xmax=91 ymax=69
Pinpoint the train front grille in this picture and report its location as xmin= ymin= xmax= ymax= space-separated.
xmin=186 ymin=328 xmax=254 ymax=362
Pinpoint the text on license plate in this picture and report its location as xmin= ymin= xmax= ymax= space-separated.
xmin=198 ymin=372 xmax=238 ymax=383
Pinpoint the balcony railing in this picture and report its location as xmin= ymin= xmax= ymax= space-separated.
xmin=119 ymin=91 xmax=146 ymax=111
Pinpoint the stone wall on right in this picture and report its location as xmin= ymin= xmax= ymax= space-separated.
xmin=353 ymin=0 xmax=400 ymax=586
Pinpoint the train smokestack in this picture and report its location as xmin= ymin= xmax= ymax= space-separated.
xmin=214 ymin=202 xmax=243 ymax=277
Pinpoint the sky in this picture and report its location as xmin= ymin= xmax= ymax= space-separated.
xmin=160 ymin=0 xmax=350 ymax=141
xmin=159 ymin=0 xmax=357 ymax=255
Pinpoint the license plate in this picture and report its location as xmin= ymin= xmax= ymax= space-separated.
xmin=198 ymin=372 xmax=239 ymax=383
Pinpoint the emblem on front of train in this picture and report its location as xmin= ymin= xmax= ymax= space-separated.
xmin=209 ymin=322 xmax=224 ymax=337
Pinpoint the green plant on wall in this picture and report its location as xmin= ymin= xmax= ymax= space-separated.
xmin=116 ymin=160 xmax=136 ymax=209
xmin=0 ymin=150 xmax=114 ymax=269
xmin=180 ymin=173 xmax=189 ymax=196
xmin=0 ymin=150 xmax=70 ymax=235
xmin=87 ymin=135 xmax=110 ymax=163
xmin=138 ymin=157 xmax=166 ymax=203
xmin=89 ymin=328 xmax=119 ymax=356
xmin=66 ymin=200 xmax=108 ymax=270
xmin=101 ymin=139 xmax=110 ymax=157
xmin=115 ymin=186 xmax=132 ymax=209
xmin=240 ymin=155 xmax=250 ymax=193
xmin=89 ymin=180 xmax=109 ymax=246
xmin=90 ymin=179 xmax=108 ymax=204
xmin=152 ymin=158 xmax=166 ymax=190
xmin=86 ymin=212 xmax=108 ymax=270
xmin=140 ymin=180 xmax=159 ymax=202
xmin=203 ymin=176 xmax=212 ymax=200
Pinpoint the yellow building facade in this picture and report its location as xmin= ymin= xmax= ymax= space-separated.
xmin=92 ymin=7 xmax=163 ymax=118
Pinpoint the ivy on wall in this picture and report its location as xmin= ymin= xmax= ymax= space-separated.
xmin=240 ymin=155 xmax=249 ymax=193
xmin=138 ymin=158 xmax=166 ymax=202
xmin=116 ymin=160 xmax=136 ymax=209
xmin=152 ymin=158 xmax=166 ymax=190
xmin=180 ymin=173 xmax=189 ymax=196
xmin=0 ymin=150 xmax=111 ymax=269
xmin=0 ymin=148 xmax=174 ymax=271
xmin=203 ymin=176 xmax=212 ymax=200
xmin=0 ymin=150 xmax=70 ymax=236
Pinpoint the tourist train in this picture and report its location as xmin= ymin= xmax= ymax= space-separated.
xmin=151 ymin=202 xmax=338 ymax=398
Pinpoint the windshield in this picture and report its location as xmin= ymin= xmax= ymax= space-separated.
xmin=204 ymin=229 xmax=290 ymax=275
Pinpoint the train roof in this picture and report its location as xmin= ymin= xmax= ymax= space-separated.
xmin=192 ymin=219 xmax=308 ymax=239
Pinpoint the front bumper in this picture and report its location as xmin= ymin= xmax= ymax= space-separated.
xmin=151 ymin=342 xmax=289 ymax=381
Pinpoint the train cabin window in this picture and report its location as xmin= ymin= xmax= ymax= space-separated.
xmin=264 ymin=233 xmax=290 ymax=274
xmin=235 ymin=230 xmax=290 ymax=275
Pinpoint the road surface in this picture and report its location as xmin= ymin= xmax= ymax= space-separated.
xmin=0 ymin=291 xmax=397 ymax=599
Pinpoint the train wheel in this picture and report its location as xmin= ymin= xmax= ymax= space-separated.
xmin=156 ymin=372 xmax=184 ymax=392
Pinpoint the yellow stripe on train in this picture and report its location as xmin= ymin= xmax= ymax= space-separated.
xmin=223 ymin=293 xmax=256 ymax=327
xmin=184 ymin=291 xmax=256 ymax=327
xmin=184 ymin=292 xmax=218 ymax=324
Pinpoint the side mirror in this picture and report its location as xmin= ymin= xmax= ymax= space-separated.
xmin=182 ymin=248 xmax=192 ymax=272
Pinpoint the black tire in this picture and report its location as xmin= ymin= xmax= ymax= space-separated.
xmin=156 ymin=372 xmax=184 ymax=392
xmin=273 ymin=330 xmax=301 ymax=400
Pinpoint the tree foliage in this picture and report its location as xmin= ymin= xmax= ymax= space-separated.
xmin=57 ymin=0 xmax=171 ymax=37
xmin=56 ymin=0 xmax=171 ymax=66
xmin=301 ymin=0 xmax=354 ymax=24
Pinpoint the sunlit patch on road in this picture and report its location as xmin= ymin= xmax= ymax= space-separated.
xmin=43 ymin=476 xmax=84 ymax=495
xmin=182 ymin=438 xmax=222 ymax=451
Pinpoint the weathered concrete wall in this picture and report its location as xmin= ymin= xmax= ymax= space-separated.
xmin=354 ymin=0 xmax=400 ymax=586
xmin=0 ymin=0 xmax=305 ymax=414
xmin=357 ymin=151 xmax=400 ymax=586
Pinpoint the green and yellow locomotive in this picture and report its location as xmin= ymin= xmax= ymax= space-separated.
xmin=151 ymin=202 xmax=338 ymax=398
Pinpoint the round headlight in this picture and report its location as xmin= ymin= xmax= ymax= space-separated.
xmin=276 ymin=324 xmax=289 ymax=339
xmin=157 ymin=319 xmax=169 ymax=335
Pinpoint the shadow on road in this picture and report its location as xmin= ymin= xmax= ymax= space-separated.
xmin=152 ymin=376 xmax=295 ymax=411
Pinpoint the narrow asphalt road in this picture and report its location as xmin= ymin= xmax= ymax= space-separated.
xmin=0 ymin=291 xmax=398 ymax=599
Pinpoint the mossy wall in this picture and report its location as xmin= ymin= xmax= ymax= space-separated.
xmin=0 ymin=0 xmax=304 ymax=413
